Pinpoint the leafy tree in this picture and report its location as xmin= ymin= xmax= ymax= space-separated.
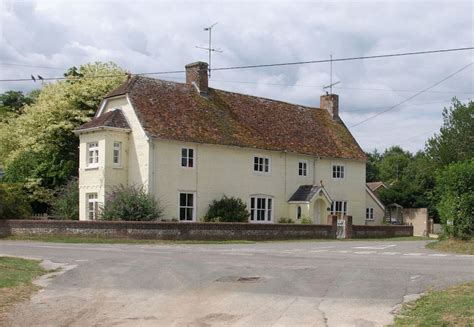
xmin=377 ymin=146 xmax=413 ymax=183
xmin=0 ymin=62 xmax=126 ymax=211
xmin=435 ymin=160 xmax=474 ymax=240
xmin=426 ymin=99 xmax=474 ymax=167
xmin=51 ymin=178 xmax=79 ymax=219
xmin=0 ymin=183 xmax=32 ymax=219
xmin=204 ymin=196 xmax=249 ymax=222
xmin=0 ymin=90 xmax=35 ymax=116
xmin=101 ymin=185 xmax=164 ymax=221
xmin=366 ymin=149 xmax=381 ymax=182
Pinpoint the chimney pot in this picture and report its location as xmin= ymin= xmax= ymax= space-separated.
xmin=185 ymin=61 xmax=209 ymax=95
xmin=320 ymin=94 xmax=339 ymax=120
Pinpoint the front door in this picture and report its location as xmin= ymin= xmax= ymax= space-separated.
xmin=313 ymin=200 xmax=322 ymax=225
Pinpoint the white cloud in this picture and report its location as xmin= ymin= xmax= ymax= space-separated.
xmin=0 ymin=0 xmax=472 ymax=153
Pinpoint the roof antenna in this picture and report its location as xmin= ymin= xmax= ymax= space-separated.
xmin=196 ymin=22 xmax=223 ymax=78
xmin=323 ymin=54 xmax=340 ymax=94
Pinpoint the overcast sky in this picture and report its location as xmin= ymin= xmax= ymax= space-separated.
xmin=1 ymin=0 xmax=473 ymax=153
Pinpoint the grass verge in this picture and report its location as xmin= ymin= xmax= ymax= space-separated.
xmin=393 ymin=281 xmax=474 ymax=327
xmin=426 ymin=239 xmax=474 ymax=255
xmin=0 ymin=257 xmax=48 ymax=318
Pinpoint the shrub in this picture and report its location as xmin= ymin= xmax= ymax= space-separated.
xmin=204 ymin=196 xmax=249 ymax=222
xmin=0 ymin=183 xmax=31 ymax=219
xmin=300 ymin=216 xmax=312 ymax=224
xmin=278 ymin=217 xmax=294 ymax=224
xmin=435 ymin=160 xmax=474 ymax=240
xmin=51 ymin=178 xmax=79 ymax=219
xmin=101 ymin=185 xmax=164 ymax=221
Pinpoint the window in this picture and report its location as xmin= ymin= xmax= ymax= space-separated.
xmin=181 ymin=148 xmax=194 ymax=168
xmin=332 ymin=165 xmax=345 ymax=179
xmin=87 ymin=142 xmax=99 ymax=167
xmin=87 ymin=193 xmax=99 ymax=220
xmin=331 ymin=200 xmax=347 ymax=217
xmin=250 ymin=196 xmax=273 ymax=222
xmin=253 ymin=156 xmax=270 ymax=173
xmin=366 ymin=208 xmax=374 ymax=220
xmin=113 ymin=142 xmax=122 ymax=165
xmin=297 ymin=206 xmax=302 ymax=219
xmin=179 ymin=192 xmax=195 ymax=221
xmin=298 ymin=161 xmax=307 ymax=176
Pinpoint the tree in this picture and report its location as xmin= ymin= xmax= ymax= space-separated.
xmin=51 ymin=178 xmax=79 ymax=219
xmin=435 ymin=160 xmax=474 ymax=240
xmin=0 ymin=90 xmax=35 ymax=116
xmin=376 ymin=146 xmax=413 ymax=183
xmin=0 ymin=183 xmax=32 ymax=219
xmin=0 ymin=62 xmax=126 ymax=211
xmin=366 ymin=149 xmax=381 ymax=182
xmin=204 ymin=196 xmax=249 ymax=222
xmin=425 ymin=99 xmax=474 ymax=167
xmin=101 ymin=185 xmax=164 ymax=221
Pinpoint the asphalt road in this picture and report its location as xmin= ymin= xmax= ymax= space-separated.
xmin=1 ymin=240 xmax=473 ymax=327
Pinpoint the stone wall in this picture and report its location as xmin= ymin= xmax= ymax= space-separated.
xmin=0 ymin=219 xmax=413 ymax=241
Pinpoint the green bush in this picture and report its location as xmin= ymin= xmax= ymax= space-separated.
xmin=204 ymin=196 xmax=249 ymax=222
xmin=278 ymin=217 xmax=294 ymax=224
xmin=0 ymin=183 xmax=31 ymax=219
xmin=436 ymin=160 xmax=474 ymax=240
xmin=300 ymin=216 xmax=312 ymax=224
xmin=50 ymin=178 xmax=79 ymax=219
xmin=101 ymin=185 xmax=164 ymax=221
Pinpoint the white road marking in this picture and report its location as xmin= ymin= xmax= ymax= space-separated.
xmin=353 ymin=245 xmax=396 ymax=250
xmin=334 ymin=250 xmax=350 ymax=253
xmin=428 ymin=254 xmax=448 ymax=257
xmin=455 ymin=254 xmax=473 ymax=258
xmin=404 ymin=253 xmax=423 ymax=256
xmin=75 ymin=259 xmax=89 ymax=262
xmin=410 ymin=275 xmax=421 ymax=281
xmin=310 ymin=250 xmax=328 ymax=253
xmin=381 ymin=252 xmax=400 ymax=255
xmin=354 ymin=251 xmax=377 ymax=254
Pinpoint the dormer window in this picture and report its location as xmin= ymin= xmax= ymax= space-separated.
xmin=87 ymin=142 xmax=99 ymax=168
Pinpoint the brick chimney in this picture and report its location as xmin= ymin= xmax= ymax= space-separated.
xmin=320 ymin=94 xmax=339 ymax=120
xmin=185 ymin=62 xmax=208 ymax=95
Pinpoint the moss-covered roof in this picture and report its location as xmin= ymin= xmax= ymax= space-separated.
xmin=103 ymin=76 xmax=366 ymax=161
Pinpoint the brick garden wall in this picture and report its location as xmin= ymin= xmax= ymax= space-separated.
xmin=0 ymin=219 xmax=413 ymax=241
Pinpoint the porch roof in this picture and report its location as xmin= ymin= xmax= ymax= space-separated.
xmin=288 ymin=185 xmax=332 ymax=203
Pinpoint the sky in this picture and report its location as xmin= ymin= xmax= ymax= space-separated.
xmin=1 ymin=0 xmax=473 ymax=153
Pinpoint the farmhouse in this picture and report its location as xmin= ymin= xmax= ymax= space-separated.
xmin=75 ymin=62 xmax=381 ymax=224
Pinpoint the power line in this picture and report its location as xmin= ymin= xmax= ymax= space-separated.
xmin=344 ymin=98 xmax=472 ymax=113
xmin=349 ymin=62 xmax=473 ymax=128
xmin=212 ymin=46 xmax=474 ymax=71
xmin=0 ymin=62 xmax=68 ymax=70
xmin=0 ymin=46 xmax=472 ymax=83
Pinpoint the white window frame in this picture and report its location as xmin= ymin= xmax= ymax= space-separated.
xmin=113 ymin=141 xmax=122 ymax=166
xmin=179 ymin=192 xmax=196 ymax=222
xmin=366 ymin=207 xmax=374 ymax=220
xmin=298 ymin=160 xmax=308 ymax=176
xmin=87 ymin=193 xmax=99 ymax=220
xmin=181 ymin=148 xmax=195 ymax=168
xmin=250 ymin=195 xmax=273 ymax=223
xmin=332 ymin=164 xmax=345 ymax=179
xmin=331 ymin=200 xmax=348 ymax=217
xmin=253 ymin=156 xmax=271 ymax=174
xmin=86 ymin=142 xmax=99 ymax=168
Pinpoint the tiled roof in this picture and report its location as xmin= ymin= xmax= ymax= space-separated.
xmin=76 ymin=109 xmax=130 ymax=131
xmin=102 ymin=76 xmax=366 ymax=160
xmin=288 ymin=185 xmax=331 ymax=202
xmin=366 ymin=181 xmax=387 ymax=192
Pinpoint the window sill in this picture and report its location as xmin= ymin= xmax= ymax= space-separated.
xmin=85 ymin=166 xmax=99 ymax=171
xmin=112 ymin=166 xmax=124 ymax=170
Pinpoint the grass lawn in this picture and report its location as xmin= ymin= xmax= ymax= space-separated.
xmin=393 ymin=281 xmax=474 ymax=327
xmin=426 ymin=239 xmax=474 ymax=255
xmin=0 ymin=257 xmax=48 ymax=317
